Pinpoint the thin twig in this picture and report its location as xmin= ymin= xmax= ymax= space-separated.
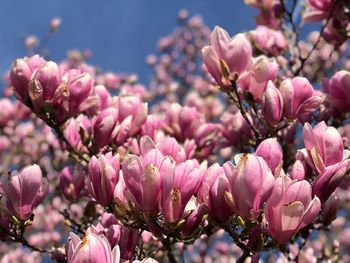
xmin=293 ymin=0 xmax=339 ymax=75
xmin=0 ymin=224 xmax=49 ymax=254
xmin=227 ymin=80 xmax=261 ymax=143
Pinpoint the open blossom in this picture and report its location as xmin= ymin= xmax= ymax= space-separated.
xmin=303 ymin=121 xmax=344 ymax=173
xmin=244 ymin=0 xmax=282 ymax=29
xmin=224 ymin=154 xmax=275 ymax=220
xmin=2 ymin=164 xmax=48 ymax=220
xmin=323 ymin=70 xmax=350 ymax=112
xmin=53 ymin=69 xmax=94 ymax=124
xmin=265 ymin=176 xmax=321 ymax=244
xmin=9 ymin=55 xmax=45 ymax=104
xmin=112 ymin=94 xmax=148 ymax=145
xmin=239 ymin=56 xmax=279 ymax=100
xmin=28 ymin=60 xmax=61 ymax=111
xmin=280 ymin=77 xmax=321 ymax=122
xmin=10 ymin=55 xmax=94 ymax=125
xmin=67 ymin=226 xmax=120 ymax=263
xmin=202 ymin=26 xmax=252 ymax=86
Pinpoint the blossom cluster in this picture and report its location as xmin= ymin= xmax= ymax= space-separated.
xmin=1 ymin=1 xmax=350 ymax=262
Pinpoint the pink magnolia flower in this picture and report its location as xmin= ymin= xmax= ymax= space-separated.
xmin=224 ymin=154 xmax=275 ymax=220
xmin=122 ymin=141 xmax=171 ymax=214
xmin=202 ymin=26 xmax=252 ymax=86
xmin=94 ymin=85 xmax=111 ymax=110
xmin=312 ymin=161 xmax=349 ymax=203
xmin=256 ymin=138 xmax=283 ymax=177
xmin=119 ymin=227 xmax=139 ymax=260
xmin=29 ymin=60 xmax=61 ymax=111
xmin=10 ymin=55 xmax=45 ymax=104
xmin=262 ymin=81 xmax=283 ymax=125
xmin=198 ymin=163 xmax=234 ymax=222
xmin=303 ymin=121 xmax=344 ymax=173
xmin=93 ymin=107 xmax=118 ymax=148
xmin=280 ymin=77 xmax=321 ymax=122
xmin=323 ymin=70 xmax=350 ymax=112
xmin=239 ymin=56 xmax=279 ymax=100
xmin=265 ymin=176 xmax=321 ymax=244
xmin=59 ymin=166 xmax=85 ymax=201
xmin=112 ymin=94 xmax=147 ymax=145
xmin=159 ymin=137 xmax=187 ymax=163
xmin=88 ymin=153 xmax=120 ymax=206
xmin=2 ymin=164 xmax=48 ymax=220
xmin=53 ymin=69 xmax=94 ymax=124
xmin=67 ymin=226 xmax=120 ymax=263
xmin=161 ymin=159 xmax=202 ymax=223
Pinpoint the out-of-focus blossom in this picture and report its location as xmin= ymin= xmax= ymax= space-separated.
xmin=323 ymin=70 xmax=350 ymax=112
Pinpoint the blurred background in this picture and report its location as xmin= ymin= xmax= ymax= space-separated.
xmin=0 ymin=0 xmax=255 ymax=83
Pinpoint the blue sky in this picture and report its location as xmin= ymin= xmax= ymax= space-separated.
xmin=0 ymin=0 xmax=255 ymax=83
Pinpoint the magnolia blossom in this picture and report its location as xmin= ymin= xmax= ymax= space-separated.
xmin=265 ymin=176 xmax=321 ymax=244
xmin=67 ymin=226 xmax=120 ymax=263
xmin=202 ymin=26 xmax=252 ymax=86
xmin=280 ymin=77 xmax=321 ymax=122
xmin=323 ymin=70 xmax=350 ymax=112
xmin=224 ymin=154 xmax=275 ymax=220
xmin=2 ymin=164 xmax=48 ymax=220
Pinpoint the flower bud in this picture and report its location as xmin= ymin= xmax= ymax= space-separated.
xmin=2 ymin=164 xmax=48 ymax=220
xmin=88 ymin=153 xmax=120 ymax=206
xmin=256 ymin=138 xmax=283 ymax=177
xmin=321 ymin=194 xmax=339 ymax=225
xmin=119 ymin=227 xmax=139 ymax=260
xmin=93 ymin=107 xmax=118 ymax=148
xmin=198 ymin=163 xmax=233 ymax=222
xmin=262 ymin=81 xmax=283 ymax=125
